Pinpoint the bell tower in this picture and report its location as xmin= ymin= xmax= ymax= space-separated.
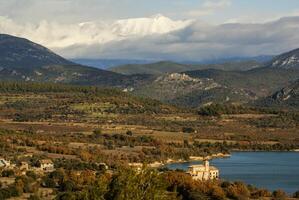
xmin=204 ymin=160 xmax=209 ymax=171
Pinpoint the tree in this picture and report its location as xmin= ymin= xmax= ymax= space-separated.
xmin=293 ymin=191 xmax=299 ymax=198
xmin=272 ymin=190 xmax=287 ymax=200
xmin=2 ymin=170 xmax=14 ymax=177
xmin=226 ymin=182 xmax=250 ymax=200
xmin=60 ymin=180 xmax=76 ymax=192
xmin=211 ymin=186 xmax=226 ymax=200
xmin=105 ymin=168 xmax=170 ymax=200
xmin=93 ymin=129 xmax=102 ymax=138
xmin=29 ymin=194 xmax=41 ymax=200
xmin=126 ymin=130 xmax=133 ymax=136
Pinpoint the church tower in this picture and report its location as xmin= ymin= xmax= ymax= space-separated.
xmin=204 ymin=160 xmax=209 ymax=171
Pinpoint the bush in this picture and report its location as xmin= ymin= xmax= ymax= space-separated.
xmin=211 ymin=186 xmax=226 ymax=200
xmin=2 ymin=170 xmax=14 ymax=177
xmin=60 ymin=180 xmax=76 ymax=192
xmin=226 ymin=182 xmax=250 ymax=200
xmin=251 ymin=189 xmax=271 ymax=198
xmin=272 ymin=189 xmax=287 ymax=199
xmin=28 ymin=194 xmax=41 ymax=200
xmin=293 ymin=191 xmax=299 ymax=198
xmin=182 ymin=127 xmax=195 ymax=133
xmin=126 ymin=130 xmax=133 ymax=136
xmin=93 ymin=129 xmax=102 ymax=137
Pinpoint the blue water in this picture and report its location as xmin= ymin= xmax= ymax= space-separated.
xmin=166 ymin=152 xmax=299 ymax=194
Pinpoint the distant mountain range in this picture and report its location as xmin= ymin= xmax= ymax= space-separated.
xmin=0 ymin=33 xmax=298 ymax=109
xmin=72 ymin=56 xmax=273 ymax=70
xmin=110 ymin=60 xmax=263 ymax=75
xmin=71 ymin=59 xmax=154 ymax=69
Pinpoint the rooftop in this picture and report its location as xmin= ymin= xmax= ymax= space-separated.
xmin=39 ymin=159 xmax=53 ymax=165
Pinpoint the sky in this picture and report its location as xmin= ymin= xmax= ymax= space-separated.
xmin=1 ymin=0 xmax=299 ymax=60
xmin=1 ymin=0 xmax=299 ymax=23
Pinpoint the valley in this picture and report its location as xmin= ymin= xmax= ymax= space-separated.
xmin=0 ymin=33 xmax=298 ymax=199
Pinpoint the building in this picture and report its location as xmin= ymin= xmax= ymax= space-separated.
xmin=187 ymin=160 xmax=219 ymax=181
xmin=39 ymin=159 xmax=54 ymax=171
xmin=0 ymin=158 xmax=11 ymax=168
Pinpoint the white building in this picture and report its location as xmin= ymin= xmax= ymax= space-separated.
xmin=187 ymin=160 xmax=219 ymax=181
xmin=39 ymin=159 xmax=54 ymax=171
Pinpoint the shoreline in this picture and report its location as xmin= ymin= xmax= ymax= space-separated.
xmin=133 ymin=150 xmax=299 ymax=168
xmin=166 ymin=153 xmax=231 ymax=164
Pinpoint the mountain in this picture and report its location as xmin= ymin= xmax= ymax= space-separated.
xmin=111 ymin=61 xmax=188 ymax=75
xmin=257 ymin=79 xmax=299 ymax=109
xmin=0 ymin=34 xmax=151 ymax=87
xmin=0 ymin=64 xmax=152 ymax=87
xmin=1 ymin=33 xmax=299 ymax=109
xmin=111 ymin=14 xmax=193 ymax=36
xmin=132 ymin=73 xmax=257 ymax=108
xmin=0 ymin=34 xmax=73 ymax=68
xmin=268 ymin=48 xmax=299 ymax=69
xmin=185 ymin=68 xmax=299 ymax=97
xmin=110 ymin=60 xmax=263 ymax=75
xmin=129 ymin=56 xmax=299 ymax=108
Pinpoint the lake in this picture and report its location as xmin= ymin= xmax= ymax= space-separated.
xmin=166 ymin=152 xmax=299 ymax=194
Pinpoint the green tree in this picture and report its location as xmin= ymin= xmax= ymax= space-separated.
xmin=106 ymin=168 xmax=170 ymax=200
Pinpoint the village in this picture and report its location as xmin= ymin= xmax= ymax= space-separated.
xmin=0 ymin=155 xmax=220 ymax=198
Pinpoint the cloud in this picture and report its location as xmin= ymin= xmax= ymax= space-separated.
xmin=186 ymin=0 xmax=232 ymax=18
xmin=1 ymin=14 xmax=299 ymax=61
xmin=60 ymin=16 xmax=299 ymax=60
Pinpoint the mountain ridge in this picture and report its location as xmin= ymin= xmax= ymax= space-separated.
xmin=257 ymin=79 xmax=299 ymax=109
xmin=0 ymin=34 xmax=73 ymax=68
xmin=0 ymin=34 xmax=151 ymax=87
xmin=268 ymin=48 xmax=299 ymax=69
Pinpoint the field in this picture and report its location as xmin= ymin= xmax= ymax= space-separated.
xmin=0 ymin=82 xmax=298 ymax=199
xmin=0 ymin=82 xmax=298 ymax=165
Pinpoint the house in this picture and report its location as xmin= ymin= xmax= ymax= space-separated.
xmin=187 ymin=160 xmax=219 ymax=181
xmin=0 ymin=158 xmax=11 ymax=168
xmin=39 ymin=159 xmax=54 ymax=171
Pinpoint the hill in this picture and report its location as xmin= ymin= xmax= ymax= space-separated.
xmin=110 ymin=60 xmax=262 ymax=75
xmin=257 ymin=79 xmax=299 ymax=109
xmin=0 ymin=34 xmax=72 ymax=68
xmin=132 ymin=66 xmax=299 ymax=108
xmin=0 ymin=64 xmax=152 ymax=87
xmin=1 ymin=33 xmax=299 ymax=109
xmin=268 ymin=48 xmax=299 ymax=69
xmin=185 ymin=68 xmax=299 ymax=97
xmin=0 ymin=34 xmax=152 ymax=87
xmin=132 ymin=73 xmax=257 ymax=108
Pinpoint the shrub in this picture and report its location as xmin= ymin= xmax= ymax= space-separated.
xmin=226 ymin=182 xmax=250 ymax=200
xmin=2 ymin=170 xmax=14 ymax=177
xmin=293 ymin=191 xmax=299 ymax=198
xmin=182 ymin=127 xmax=195 ymax=133
xmin=126 ymin=130 xmax=133 ymax=136
xmin=272 ymin=189 xmax=287 ymax=199
xmin=211 ymin=186 xmax=226 ymax=200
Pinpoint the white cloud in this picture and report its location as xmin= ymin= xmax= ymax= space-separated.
xmin=1 ymin=14 xmax=299 ymax=61
xmin=63 ymin=16 xmax=299 ymax=60
xmin=186 ymin=0 xmax=232 ymax=18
